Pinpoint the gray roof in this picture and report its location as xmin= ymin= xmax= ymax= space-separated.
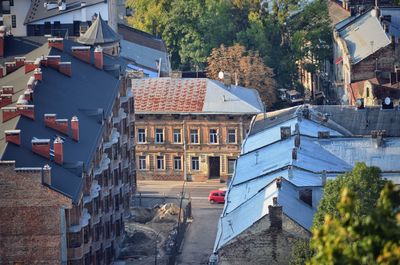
xmin=78 ymin=14 xmax=120 ymax=46
xmin=337 ymin=9 xmax=391 ymax=64
xmin=0 ymin=36 xmax=47 ymax=66
xmin=25 ymin=0 xmax=104 ymax=24
xmin=1 ymin=40 xmax=128 ymax=203
xmin=380 ymin=7 xmax=400 ymax=38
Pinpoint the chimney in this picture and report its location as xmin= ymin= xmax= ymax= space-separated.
xmin=302 ymin=106 xmax=310 ymax=119
xmin=58 ymin=62 xmax=72 ymax=77
xmin=34 ymin=68 xmax=42 ymax=81
xmin=17 ymin=105 xmax=35 ymax=120
xmin=53 ymin=137 xmax=64 ymax=165
xmin=223 ymin=72 xmax=231 ymax=87
xmin=372 ymin=130 xmax=385 ymax=147
xmin=318 ymin=131 xmax=330 ymax=139
xmin=15 ymin=57 xmax=26 ymax=68
xmin=2 ymin=107 xmax=19 ymax=122
xmin=268 ymin=200 xmax=282 ymax=229
xmin=0 ymin=66 xmax=3 ymax=78
xmin=71 ymin=46 xmax=91 ymax=64
xmin=5 ymin=130 xmax=21 ymax=145
xmin=321 ymin=170 xmax=327 ymax=186
xmin=71 ymin=116 xmax=79 ymax=141
xmin=24 ymin=88 xmax=33 ymax=102
xmin=292 ymin=148 xmax=297 ymax=160
xmin=280 ymin=126 xmax=291 ymax=140
xmin=27 ymin=76 xmax=36 ymax=90
xmin=46 ymin=55 xmax=61 ymax=70
xmin=81 ymin=2 xmax=87 ymax=22
xmin=35 ymin=57 xmax=42 ymax=68
xmin=294 ymin=134 xmax=301 ymax=147
xmin=5 ymin=61 xmax=17 ymax=74
xmin=94 ymin=46 xmax=104 ymax=70
xmin=42 ymin=164 xmax=52 ymax=186
xmin=276 ymin=177 xmax=283 ymax=189
xmin=24 ymin=60 xmax=35 ymax=73
xmin=390 ymin=72 xmax=396 ymax=85
xmin=0 ymin=26 xmax=4 ymax=58
xmin=44 ymin=113 xmax=57 ymax=127
xmin=2 ymin=86 xmax=14 ymax=94
xmin=32 ymin=138 xmax=51 ymax=159
xmin=170 ymin=71 xmax=182 ymax=78
xmin=288 ymin=165 xmax=293 ymax=179
xmin=55 ymin=119 xmax=68 ymax=135
xmin=294 ymin=123 xmax=300 ymax=135
xmin=0 ymin=94 xmax=12 ymax=108
xmin=48 ymin=38 xmax=64 ymax=51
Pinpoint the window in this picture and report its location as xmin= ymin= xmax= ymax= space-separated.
xmin=227 ymin=129 xmax=236 ymax=143
xmin=11 ymin=15 xmax=16 ymax=28
xmin=209 ymin=129 xmax=218 ymax=144
xmin=138 ymin=156 xmax=146 ymax=170
xmin=228 ymin=159 xmax=236 ymax=176
xmin=191 ymin=157 xmax=199 ymax=171
xmin=155 ymin=128 xmax=164 ymax=143
xmin=137 ymin=128 xmax=146 ymax=143
xmin=156 ymin=156 xmax=164 ymax=170
xmin=299 ymin=189 xmax=312 ymax=206
xmin=190 ymin=129 xmax=199 ymax=144
xmin=9 ymin=0 xmax=13 ymax=6
xmin=173 ymin=129 xmax=181 ymax=143
xmin=174 ymin=156 xmax=182 ymax=170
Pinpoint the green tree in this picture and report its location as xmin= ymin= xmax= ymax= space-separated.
xmin=309 ymin=182 xmax=400 ymax=265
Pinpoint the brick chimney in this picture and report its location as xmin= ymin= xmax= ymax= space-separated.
xmin=72 ymin=46 xmax=91 ymax=63
xmin=3 ymin=85 xmax=14 ymax=94
xmin=268 ymin=198 xmax=283 ymax=229
xmin=46 ymin=55 xmax=61 ymax=69
xmin=71 ymin=116 xmax=79 ymax=141
xmin=48 ymin=37 xmax=64 ymax=51
xmin=0 ymin=66 xmax=4 ymax=78
xmin=32 ymin=139 xmax=51 ymax=159
xmin=25 ymin=60 xmax=36 ymax=73
xmin=0 ymin=26 xmax=4 ymax=58
xmin=34 ymin=68 xmax=42 ymax=81
xmin=15 ymin=57 xmax=26 ymax=68
xmin=17 ymin=105 xmax=35 ymax=120
xmin=24 ymin=88 xmax=33 ymax=102
xmin=2 ymin=107 xmax=19 ymax=122
xmin=44 ymin=113 xmax=57 ymax=127
xmin=94 ymin=46 xmax=103 ymax=70
xmin=53 ymin=137 xmax=64 ymax=165
xmin=55 ymin=119 xmax=68 ymax=134
xmin=5 ymin=61 xmax=17 ymax=74
xmin=280 ymin=126 xmax=291 ymax=140
xmin=27 ymin=76 xmax=36 ymax=90
xmin=0 ymin=94 xmax=12 ymax=108
xmin=5 ymin=130 xmax=21 ymax=145
xmin=59 ymin=62 xmax=72 ymax=77
xmin=42 ymin=164 xmax=52 ymax=186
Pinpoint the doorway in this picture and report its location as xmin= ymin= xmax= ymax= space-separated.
xmin=208 ymin=156 xmax=220 ymax=179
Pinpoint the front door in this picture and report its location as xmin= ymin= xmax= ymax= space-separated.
xmin=209 ymin=156 xmax=220 ymax=179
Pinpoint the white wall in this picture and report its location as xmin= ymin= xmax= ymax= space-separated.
xmin=30 ymin=3 xmax=108 ymax=24
xmin=9 ymin=0 xmax=30 ymax=36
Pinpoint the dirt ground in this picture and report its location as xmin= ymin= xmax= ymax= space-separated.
xmin=120 ymin=203 xmax=182 ymax=265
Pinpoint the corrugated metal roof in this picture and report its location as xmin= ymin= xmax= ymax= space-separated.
xmin=338 ymin=10 xmax=391 ymax=64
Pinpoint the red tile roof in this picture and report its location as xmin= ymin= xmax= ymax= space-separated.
xmin=132 ymin=78 xmax=208 ymax=113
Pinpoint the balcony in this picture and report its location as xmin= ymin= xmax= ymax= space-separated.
xmin=94 ymin=154 xmax=111 ymax=176
xmin=112 ymin=108 xmax=127 ymax=125
xmin=69 ymin=208 xmax=91 ymax=233
xmin=68 ymin=244 xmax=84 ymax=259
xmin=83 ymin=180 xmax=101 ymax=205
xmin=103 ymin=128 xmax=119 ymax=151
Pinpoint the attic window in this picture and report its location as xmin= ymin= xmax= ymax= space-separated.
xmin=299 ymin=189 xmax=312 ymax=207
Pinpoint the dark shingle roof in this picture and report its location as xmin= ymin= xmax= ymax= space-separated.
xmin=25 ymin=0 xmax=104 ymax=24
xmin=1 ymin=39 xmax=128 ymax=203
xmin=117 ymin=24 xmax=167 ymax=52
xmin=0 ymin=36 xmax=47 ymax=65
xmin=78 ymin=14 xmax=120 ymax=46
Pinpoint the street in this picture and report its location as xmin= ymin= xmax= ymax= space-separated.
xmin=137 ymin=181 xmax=226 ymax=265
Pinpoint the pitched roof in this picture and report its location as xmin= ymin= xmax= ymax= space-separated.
xmin=117 ymin=24 xmax=167 ymax=52
xmin=0 ymin=36 xmax=47 ymax=66
xmin=328 ymin=0 xmax=350 ymax=26
xmin=132 ymin=78 xmax=263 ymax=114
xmin=25 ymin=0 xmax=104 ymax=24
xmin=78 ymin=14 xmax=120 ymax=46
xmin=0 ymin=39 xmax=128 ymax=203
xmin=337 ymin=10 xmax=391 ymax=64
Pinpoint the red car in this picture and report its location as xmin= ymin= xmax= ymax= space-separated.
xmin=208 ymin=190 xmax=226 ymax=204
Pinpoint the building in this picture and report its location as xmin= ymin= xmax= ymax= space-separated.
xmin=212 ymin=104 xmax=400 ymax=264
xmin=0 ymin=19 xmax=135 ymax=265
xmin=132 ymin=77 xmax=263 ymax=182
xmin=332 ymin=6 xmax=400 ymax=103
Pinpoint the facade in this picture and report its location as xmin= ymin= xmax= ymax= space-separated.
xmin=332 ymin=6 xmax=400 ymax=103
xmin=132 ymin=78 xmax=263 ymax=182
xmin=0 ymin=23 xmax=135 ymax=265
xmin=212 ymin=105 xmax=400 ymax=264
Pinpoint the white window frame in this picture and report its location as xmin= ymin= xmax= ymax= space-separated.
xmin=209 ymin=129 xmax=218 ymax=144
xmin=137 ymin=128 xmax=146 ymax=143
xmin=173 ymin=156 xmax=182 ymax=171
xmin=227 ymin=129 xmax=237 ymax=144
xmin=191 ymin=156 xmax=199 ymax=171
xmin=190 ymin=129 xmax=199 ymax=144
xmin=228 ymin=158 xmax=236 ymax=176
xmin=173 ymin=129 xmax=182 ymax=143
xmin=156 ymin=155 xmax=165 ymax=170
xmin=138 ymin=155 xmax=147 ymax=170
xmin=155 ymin=128 xmax=164 ymax=144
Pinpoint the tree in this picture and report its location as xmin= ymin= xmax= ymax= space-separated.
xmin=313 ymin=163 xmax=386 ymax=228
xmin=207 ymin=44 xmax=277 ymax=108
xmin=309 ymin=182 xmax=400 ymax=265
xmin=290 ymin=239 xmax=313 ymax=265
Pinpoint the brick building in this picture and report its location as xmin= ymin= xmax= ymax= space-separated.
xmin=132 ymin=78 xmax=263 ymax=182
xmin=0 ymin=18 xmax=135 ymax=265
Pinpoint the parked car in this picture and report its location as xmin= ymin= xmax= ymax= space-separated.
xmin=208 ymin=190 xmax=226 ymax=204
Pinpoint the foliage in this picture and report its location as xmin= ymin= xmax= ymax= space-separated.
xmin=308 ymin=182 xmax=400 ymax=265
xmin=207 ymin=44 xmax=276 ymax=107
xmin=313 ymin=163 xmax=386 ymax=229
xmin=290 ymin=239 xmax=313 ymax=265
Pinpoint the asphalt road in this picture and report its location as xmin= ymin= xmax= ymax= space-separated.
xmin=137 ymin=181 xmax=226 ymax=265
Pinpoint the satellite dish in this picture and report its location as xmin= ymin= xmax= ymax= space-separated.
xmin=384 ymin=97 xmax=391 ymax=105
xmin=218 ymin=71 xmax=224 ymax=80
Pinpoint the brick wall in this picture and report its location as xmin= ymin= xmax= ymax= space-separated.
xmin=0 ymin=164 xmax=72 ymax=264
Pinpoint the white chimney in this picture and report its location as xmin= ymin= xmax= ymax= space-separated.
xmin=81 ymin=2 xmax=87 ymax=22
